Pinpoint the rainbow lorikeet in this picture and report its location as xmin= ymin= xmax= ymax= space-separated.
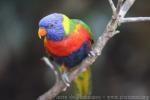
xmin=38 ymin=13 xmax=93 ymax=97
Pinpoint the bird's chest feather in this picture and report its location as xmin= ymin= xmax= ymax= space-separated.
xmin=54 ymin=41 xmax=90 ymax=67
xmin=44 ymin=25 xmax=91 ymax=57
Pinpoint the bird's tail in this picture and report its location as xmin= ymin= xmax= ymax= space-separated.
xmin=73 ymin=67 xmax=92 ymax=96
xmin=60 ymin=65 xmax=92 ymax=97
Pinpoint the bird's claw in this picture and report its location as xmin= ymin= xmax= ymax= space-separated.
xmin=88 ymin=50 xmax=99 ymax=57
xmin=62 ymin=72 xmax=71 ymax=91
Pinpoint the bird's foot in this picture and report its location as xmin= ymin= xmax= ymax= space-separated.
xmin=88 ymin=50 xmax=99 ymax=57
xmin=62 ymin=72 xmax=71 ymax=91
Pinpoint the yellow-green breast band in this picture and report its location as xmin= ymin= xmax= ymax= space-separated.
xmin=63 ymin=15 xmax=70 ymax=36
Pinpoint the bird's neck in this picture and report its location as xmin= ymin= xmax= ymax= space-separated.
xmin=63 ymin=20 xmax=76 ymax=36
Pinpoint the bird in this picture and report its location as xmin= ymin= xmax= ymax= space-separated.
xmin=38 ymin=13 xmax=94 ymax=97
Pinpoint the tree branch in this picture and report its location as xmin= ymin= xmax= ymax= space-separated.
xmin=108 ymin=0 xmax=116 ymax=14
xmin=119 ymin=0 xmax=136 ymax=18
xmin=121 ymin=17 xmax=150 ymax=23
xmin=37 ymin=0 xmax=150 ymax=100
xmin=116 ymin=0 xmax=124 ymax=14
xmin=41 ymin=57 xmax=60 ymax=83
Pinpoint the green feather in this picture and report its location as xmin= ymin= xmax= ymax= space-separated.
xmin=63 ymin=16 xmax=94 ymax=41
xmin=58 ymin=67 xmax=92 ymax=100
xmin=72 ymin=19 xmax=91 ymax=32
xmin=71 ymin=19 xmax=94 ymax=40
xmin=73 ymin=67 xmax=92 ymax=96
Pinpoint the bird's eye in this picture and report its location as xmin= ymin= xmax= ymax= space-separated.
xmin=49 ymin=24 xmax=54 ymax=28
xmin=54 ymin=22 xmax=57 ymax=24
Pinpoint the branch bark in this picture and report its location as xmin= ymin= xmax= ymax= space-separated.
xmin=37 ymin=0 xmax=150 ymax=100
xmin=119 ymin=0 xmax=136 ymax=18
xmin=121 ymin=17 xmax=150 ymax=23
xmin=108 ymin=0 xmax=116 ymax=14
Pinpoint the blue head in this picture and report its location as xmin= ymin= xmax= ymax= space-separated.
xmin=38 ymin=13 xmax=66 ymax=41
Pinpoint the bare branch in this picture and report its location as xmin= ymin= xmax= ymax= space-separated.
xmin=42 ymin=57 xmax=60 ymax=83
xmin=119 ymin=0 xmax=136 ymax=17
xmin=108 ymin=0 xmax=116 ymax=14
xmin=116 ymin=0 xmax=124 ymax=14
xmin=120 ymin=17 xmax=150 ymax=23
xmin=37 ymin=81 xmax=66 ymax=100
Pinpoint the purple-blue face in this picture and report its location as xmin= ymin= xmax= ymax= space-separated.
xmin=38 ymin=13 xmax=65 ymax=41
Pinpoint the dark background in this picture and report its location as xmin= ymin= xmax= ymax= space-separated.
xmin=0 ymin=0 xmax=150 ymax=100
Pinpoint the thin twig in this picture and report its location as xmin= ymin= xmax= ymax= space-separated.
xmin=41 ymin=57 xmax=60 ymax=83
xmin=121 ymin=17 xmax=150 ymax=23
xmin=108 ymin=0 xmax=116 ymax=14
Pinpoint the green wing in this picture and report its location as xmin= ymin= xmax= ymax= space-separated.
xmin=72 ymin=19 xmax=94 ymax=41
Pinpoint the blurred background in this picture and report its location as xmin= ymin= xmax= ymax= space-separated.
xmin=0 ymin=0 xmax=150 ymax=100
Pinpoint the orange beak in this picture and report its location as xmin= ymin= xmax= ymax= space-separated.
xmin=38 ymin=27 xmax=47 ymax=39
